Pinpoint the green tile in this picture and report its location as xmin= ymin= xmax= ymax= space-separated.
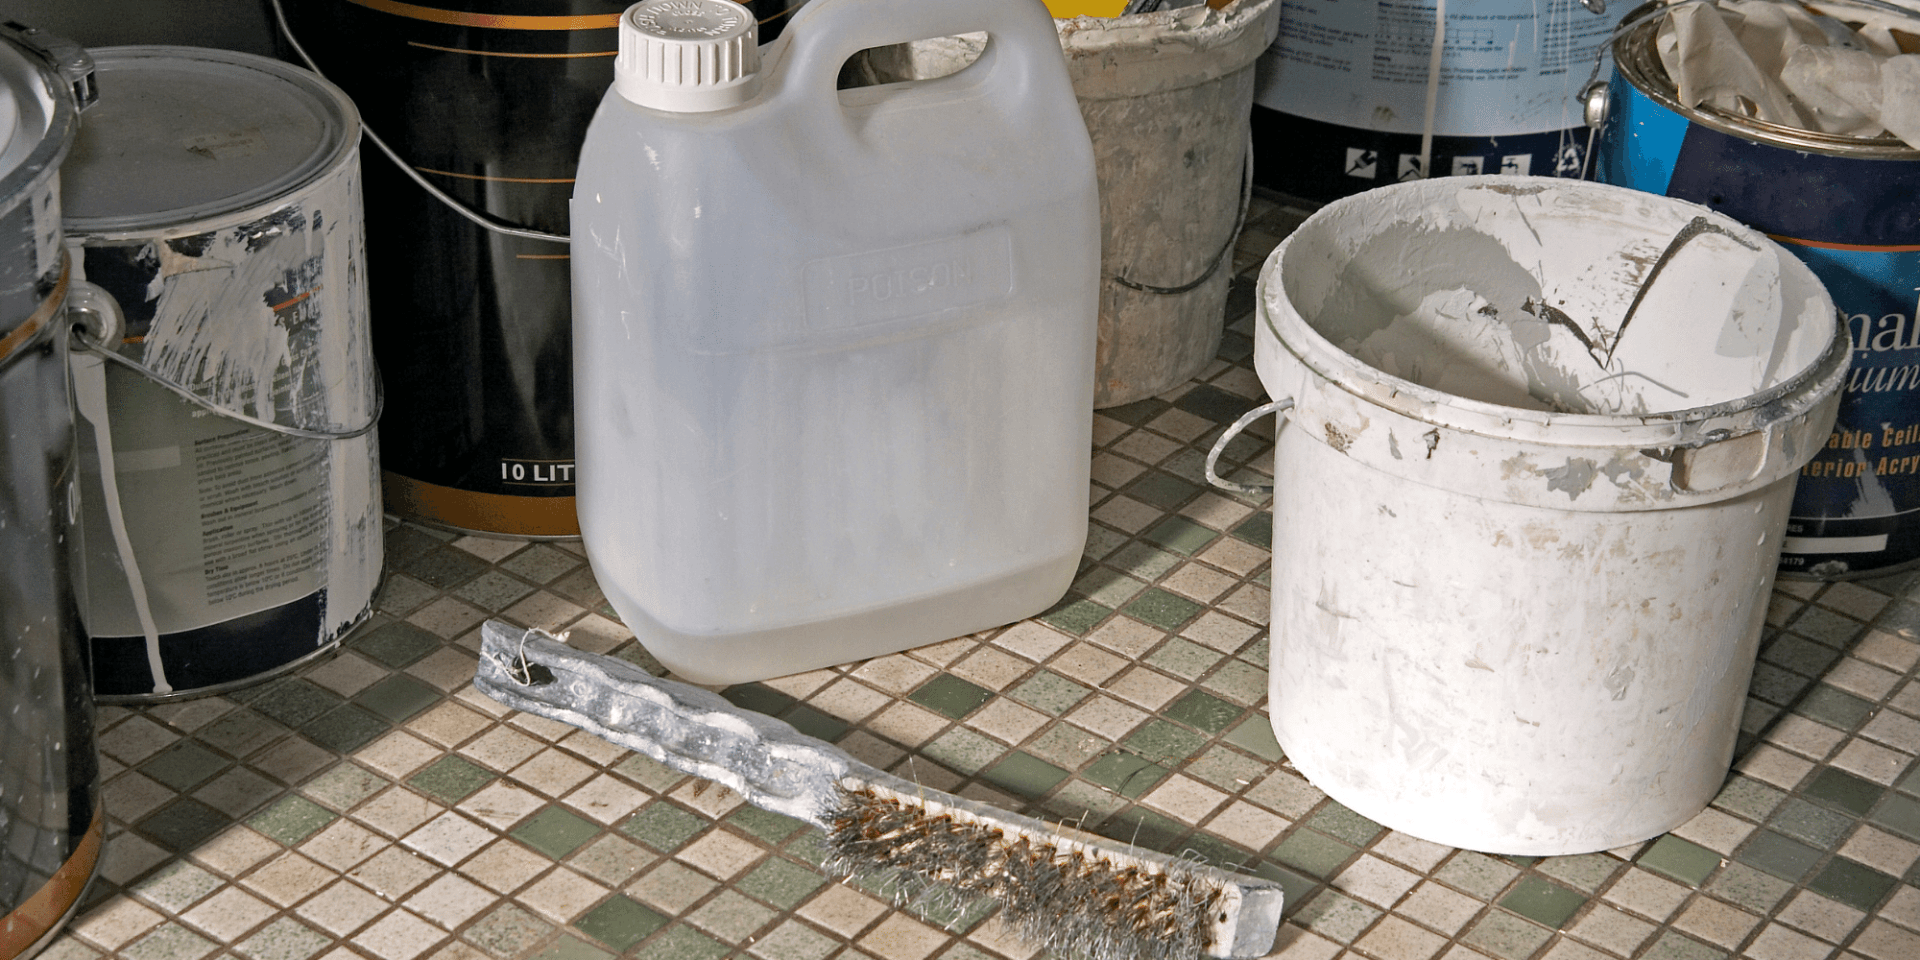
xmin=528 ymin=935 xmax=614 ymax=960
xmin=1251 ymin=861 xmax=1320 ymax=917
xmin=1737 ymin=829 xmax=1823 ymax=882
xmin=140 ymin=741 xmax=229 ymax=792
xmin=1536 ymin=854 xmax=1623 ymax=894
xmin=1096 ymin=808 xmax=1187 ymax=855
xmin=302 ymin=705 xmax=389 ymax=753
xmin=1082 ymin=751 xmax=1169 ymax=799
xmin=1127 ymin=472 xmax=1201 ymax=510
xmin=1187 ymin=745 xmax=1271 ymax=793
xmin=1224 ymin=716 xmax=1283 ymax=762
xmin=784 ymin=830 xmax=830 ymax=868
xmin=574 ymin=895 xmax=666 ymax=952
xmin=402 ymin=545 xmax=490 ymax=590
xmin=453 ymin=569 xmax=536 ymax=609
xmin=1011 ymin=671 xmax=1091 ymax=714
xmin=1643 ymin=931 xmax=1728 ymax=960
xmin=1143 ymin=516 xmax=1218 ymax=556
xmin=233 ymin=917 xmax=327 ymax=960
xmin=1102 ymin=397 xmax=1172 ymax=425
xmin=1748 ymin=663 xmax=1812 ymax=706
xmin=1292 ymin=890 xmax=1381 ymax=944
xmin=1027 ymin=724 xmax=1111 ymax=770
xmin=1123 ymin=720 xmax=1208 ymax=763
xmin=1706 ymin=861 xmax=1794 ymax=913
xmin=305 ymin=763 xmax=389 ymax=811
xmin=1121 ymin=588 xmax=1204 ymax=630
xmin=1760 ymin=634 xmax=1842 ymax=676
xmin=922 ymin=727 xmax=1001 ymax=776
xmin=981 ymin=752 xmax=1070 ymax=799
xmin=1182 ymin=833 xmax=1257 ymax=873
xmin=688 ymin=889 xmax=775 ymax=942
xmin=1638 ymin=835 xmax=1720 ymax=886
xmin=1796 ymin=685 xmax=1874 ymax=730
xmin=1083 ymin=523 xmax=1129 ymax=561
xmin=1039 ymin=597 xmax=1112 ymax=636
xmin=1788 ymin=606 xmax=1865 ymax=647
xmin=409 ymin=755 xmax=496 ymax=804
xmin=621 ymin=804 xmax=706 ymax=852
xmin=1436 ymin=851 xmax=1522 ymax=899
xmin=909 ymin=674 xmax=993 ymax=719
xmin=1109 ymin=543 xmax=1182 ymax=580
xmin=1466 ymin=911 xmax=1553 ymax=960
xmin=1073 ymin=566 xmax=1148 ymax=609
xmin=734 ymin=857 xmax=824 ymax=909
xmin=123 ymin=923 xmax=216 ymax=960
xmin=1712 ymin=775 xmax=1786 ymax=822
xmin=1202 ymin=658 xmax=1269 ymax=706
xmin=1807 ymin=857 xmax=1898 ymax=911
xmin=139 ymin=798 xmax=233 ymax=852
xmin=1898 ymin=762 xmax=1920 ymax=796
xmin=1271 ymin=830 xmax=1356 ymax=879
xmin=248 ymin=795 xmax=336 ymax=845
xmin=1175 ymin=383 xmax=1258 ymax=423
xmin=1145 ymin=637 xmax=1225 ymax=681
xmin=512 ymin=805 xmax=601 ymax=860
xmin=464 ymin=903 xmax=552 ymax=958
xmin=632 ymin=924 xmax=727 ymax=960
xmin=1769 ymin=797 xmax=1855 ymax=847
xmin=249 ymin=679 xmax=344 ymax=728
xmin=355 ymin=673 xmax=442 ymax=722
xmin=1871 ymin=792 xmax=1920 ymax=841
xmin=500 ymin=544 xmax=578 ymax=584
xmin=726 ymin=806 xmax=806 ymax=844
xmin=720 ymin=683 xmax=795 ymax=718
xmin=1498 ymin=876 xmax=1586 ymax=929
xmin=1164 ymin=691 xmax=1241 ymax=737
xmin=1230 ymin=512 xmax=1273 ymax=548
xmin=1305 ymin=803 xmax=1383 ymax=847
xmin=778 ymin=703 xmax=848 ymax=744
xmin=351 ymin=620 xmax=442 ymax=668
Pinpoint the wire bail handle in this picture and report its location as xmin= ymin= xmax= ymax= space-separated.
xmin=1203 ymin=398 xmax=1290 ymax=497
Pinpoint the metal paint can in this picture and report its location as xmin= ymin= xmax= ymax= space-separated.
xmin=1593 ymin=3 xmax=1920 ymax=578
xmin=0 ymin=23 xmax=103 ymax=959
xmin=274 ymin=0 xmax=802 ymax=538
xmin=61 ymin=47 xmax=383 ymax=700
xmin=1251 ymin=0 xmax=1627 ymax=203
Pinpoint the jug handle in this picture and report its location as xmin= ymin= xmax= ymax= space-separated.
xmin=1205 ymin=399 xmax=1291 ymax=497
xmin=767 ymin=0 xmax=1064 ymax=119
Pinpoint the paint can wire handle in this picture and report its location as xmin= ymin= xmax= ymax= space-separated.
xmin=1204 ymin=398 xmax=1291 ymax=496
xmin=67 ymin=324 xmax=384 ymax=442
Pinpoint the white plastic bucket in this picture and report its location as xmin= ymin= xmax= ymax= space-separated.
xmin=1216 ymin=175 xmax=1849 ymax=854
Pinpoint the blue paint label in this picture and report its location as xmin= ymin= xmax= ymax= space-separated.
xmin=1598 ymin=72 xmax=1920 ymax=577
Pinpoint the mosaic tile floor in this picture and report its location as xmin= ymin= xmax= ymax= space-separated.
xmin=43 ymin=189 xmax=1920 ymax=960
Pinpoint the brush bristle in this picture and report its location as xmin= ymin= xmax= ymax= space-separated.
xmin=822 ymin=784 xmax=1225 ymax=960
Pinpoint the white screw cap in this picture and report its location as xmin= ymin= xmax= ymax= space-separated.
xmin=615 ymin=0 xmax=761 ymax=112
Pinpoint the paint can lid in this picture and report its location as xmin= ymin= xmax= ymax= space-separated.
xmin=615 ymin=0 xmax=760 ymax=113
xmin=0 ymin=34 xmax=56 ymax=194
xmin=60 ymin=46 xmax=359 ymax=234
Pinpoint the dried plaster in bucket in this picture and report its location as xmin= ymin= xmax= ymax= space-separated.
xmin=1289 ymin=182 xmax=1832 ymax=418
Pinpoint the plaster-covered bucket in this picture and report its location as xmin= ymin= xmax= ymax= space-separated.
xmin=856 ymin=0 xmax=1281 ymax=407
xmin=1215 ymin=175 xmax=1848 ymax=854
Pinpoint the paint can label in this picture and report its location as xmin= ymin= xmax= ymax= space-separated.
xmin=1596 ymin=36 xmax=1920 ymax=577
xmin=1251 ymin=0 xmax=1624 ymax=199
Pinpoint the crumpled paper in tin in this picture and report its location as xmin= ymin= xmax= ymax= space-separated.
xmin=1657 ymin=0 xmax=1920 ymax=147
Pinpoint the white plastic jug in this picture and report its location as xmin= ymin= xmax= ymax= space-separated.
xmin=571 ymin=0 xmax=1101 ymax=684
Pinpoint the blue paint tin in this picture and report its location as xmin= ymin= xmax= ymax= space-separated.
xmin=1594 ymin=4 xmax=1920 ymax=579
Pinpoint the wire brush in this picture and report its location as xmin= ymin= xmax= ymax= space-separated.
xmin=473 ymin=621 xmax=1284 ymax=960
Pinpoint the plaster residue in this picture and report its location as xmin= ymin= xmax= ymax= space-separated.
xmin=1299 ymin=187 xmax=1807 ymax=418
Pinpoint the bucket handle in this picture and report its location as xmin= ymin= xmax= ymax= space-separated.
xmin=68 ymin=326 xmax=384 ymax=443
xmin=1204 ymin=398 xmax=1291 ymax=496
